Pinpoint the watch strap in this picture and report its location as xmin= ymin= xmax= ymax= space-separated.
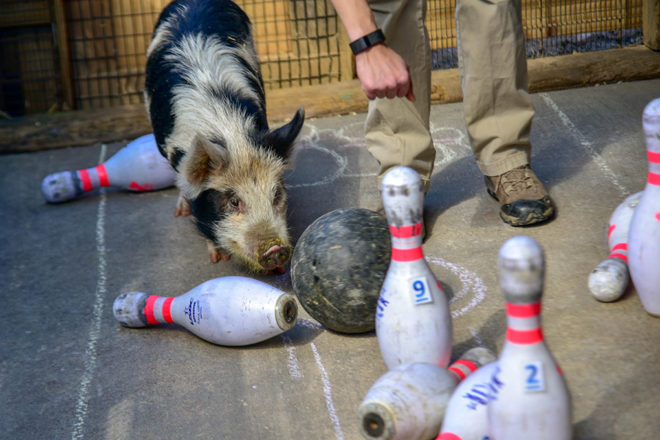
xmin=349 ymin=29 xmax=386 ymax=55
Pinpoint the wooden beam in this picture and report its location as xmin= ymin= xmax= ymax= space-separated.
xmin=2 ymin=45 xmax=659 ymax=154
xmin=644 ymin=0 xmax=660 ymax=51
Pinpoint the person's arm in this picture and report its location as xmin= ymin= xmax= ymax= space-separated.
xmin=329 ymin=0 xmax=415 ymax=101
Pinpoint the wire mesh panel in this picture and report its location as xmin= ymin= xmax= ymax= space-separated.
xmin=428 ymin=0 xmax=643 ymax=69
xmin=242 ymin=0 xmax=345 ymax=89
xmin=0 ymin=0 xmax=59 ymax=116
xmin=64 ymin=0 xmax=165 ymax=110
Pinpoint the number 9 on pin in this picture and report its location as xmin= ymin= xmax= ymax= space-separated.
xmin=411 ymin=277 xmax=433 ymax=305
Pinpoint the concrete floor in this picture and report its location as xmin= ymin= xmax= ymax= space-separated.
xmin=2 ymin=78 xmax=660 ymax=440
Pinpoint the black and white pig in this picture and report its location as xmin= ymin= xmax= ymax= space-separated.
xmin=144 ymin=0 xmax=304 ymax=273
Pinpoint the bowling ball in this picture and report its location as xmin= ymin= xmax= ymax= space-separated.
xmin=291 ymin=208 xmax=391 ymax=333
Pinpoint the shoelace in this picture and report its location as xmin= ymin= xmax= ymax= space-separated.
xmin=499 ymin=168 xmax=536 ymax=197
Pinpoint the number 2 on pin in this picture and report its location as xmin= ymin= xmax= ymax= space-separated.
xmin=411 ymin=277 xmax=433 ymax=305
xmin=524 ymin=361 xmax=545 ymax=392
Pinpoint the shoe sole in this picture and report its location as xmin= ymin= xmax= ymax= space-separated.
xmin=486 ymin=188 xmax=554 ymax=227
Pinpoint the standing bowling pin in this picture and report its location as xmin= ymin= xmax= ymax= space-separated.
xmin=113 ymin=276 xmax=298 ymax=346
xmin=437 ymin=361 xmax=500 ymax=440
xmin=41 ymin=133 xmax=175 ymax=203
xmin=588 ymin=191 xmax=641 ymax=302
xmin=359 ymin=347 xmax=496 ymax=440
xmin=629 ymin=97 xmax=660 ymax=316
xmin=487 ymin=236 xmax=572 ymax=439
xmin=376 ymin=166 xmax=452 ymax=369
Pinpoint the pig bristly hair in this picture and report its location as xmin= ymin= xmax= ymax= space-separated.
xmin=144 ymin=0 xmax=302 ymax=201
xmin=144 ymin=0 xmax=304 ymax=272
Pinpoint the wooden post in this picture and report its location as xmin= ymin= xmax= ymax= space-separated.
xmin=644 ymin=0 xmax=660 ymax=50
xmin=53 ymin=0 xmax=75 ymax=110
xmin=337 ymin=25 xmax=355 ymax=82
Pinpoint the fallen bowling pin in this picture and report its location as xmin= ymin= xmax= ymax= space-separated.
xmin=487 ymin=236 xmax=572 ymax=440
xmin=359 ymin=347 xmax=496 ymax=440
xmin=588 ymin=191 xmax=641 ymax=302
xmin=629 ymin=97 xmax=660 ymax=316
xmin=437 ymin=361 xmax=500 ymax=440
xmin=376 ymin=166 xmax=452 ymax=369
xmin=113 ymin=276 xmax=298 ymax=346
xmin=41 ymin=133 xmax=175 ymax=203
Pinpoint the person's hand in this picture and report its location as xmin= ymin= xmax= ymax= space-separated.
xmin=355 ymin=44 xmax=415 ymax=102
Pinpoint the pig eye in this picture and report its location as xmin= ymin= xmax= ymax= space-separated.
xmin=230 ymin=196 xmax=241 ymax=209
xmin=222 ymin=191 xmax=243 ymax=212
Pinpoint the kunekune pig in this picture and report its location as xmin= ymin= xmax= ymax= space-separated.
xmin=144 ymin=0 xmax=304 ymax=273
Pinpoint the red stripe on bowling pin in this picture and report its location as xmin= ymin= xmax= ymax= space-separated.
xmin=145 ymin=295 xmax=159 ymax=324
xmin=389 ymin=222 xmax=423 ymax=238
xmin=506 ymin=327 xmax=544 ymax=344
xmin=607 ymin=224 xmax=616 ymax=242
xmin=95 ymin=164 xmax=110 ymax=187
xmin=648 ymin=149 xmax=660 ymax=185
xmin=506 ymin=302 xmax=541 ymax=318
xmin=448 ymin=359 xmax=478 ymax=381
xmin=144 ymin=295 xmax=175 ymax=325
xmin=648 ymin=172 xmax=660 ymax=186
xmin=78 ymin=169 xmax=93 ymax=192
xmin=391 ymin=246 xmax=424 ymax=262
xmin=162 ymin=297 xmax=174 ymax=323
xmin=505 ymin=301 xmax=544 ymax=344
xmin=609 ymin=242 xmax=628 ymax=262
xmin=436 ymin=433 xmax=462 ymax=440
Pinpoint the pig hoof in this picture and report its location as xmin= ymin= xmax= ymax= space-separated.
xmin=259 ymin=244 xmax=292 ymax=272
xmin=175 ymin=194 xmax=191 ymax=216
xmin=208 ymin=242 xmax=231 ymax=263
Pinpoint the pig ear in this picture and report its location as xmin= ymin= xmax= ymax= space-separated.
xmin=185 ymin=135 xmax=228 ymax=185
xmin=263 ymin=107 xmax=305 ymax=158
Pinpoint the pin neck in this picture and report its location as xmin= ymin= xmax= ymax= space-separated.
xmin=647 ymin=151 xmax=660 ymax=185
xmin=505 ymin=301 xmax=543 ymax=345
xmin=144 ymin=295 xmax=175 ymax=325
xmin=447 ymin=359 xmax=478 ymax=382
xmin=389 ymin=222 xmax=424 ymax=262
xmin=77 ymin=164 xmax=110 ymax=192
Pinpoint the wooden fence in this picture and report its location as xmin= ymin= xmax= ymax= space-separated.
xmin=0 ymin=0 xmax=645 ymax=116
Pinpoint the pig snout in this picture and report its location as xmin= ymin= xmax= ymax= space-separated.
xmin=257 ymin=240 xmax=292 ymax=273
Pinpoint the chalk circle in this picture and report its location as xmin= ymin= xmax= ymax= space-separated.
xmin=286 ymin=140 xmax=347 ymax=188
xmin=425 ymin=255 xmax=486 ymax=319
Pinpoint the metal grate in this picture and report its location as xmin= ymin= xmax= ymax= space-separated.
xmin=0 ymin=0 xmax=646 ymax=116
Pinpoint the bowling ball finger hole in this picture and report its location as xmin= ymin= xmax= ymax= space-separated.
xmin=363 ymin=413 xmax=384 ymax=437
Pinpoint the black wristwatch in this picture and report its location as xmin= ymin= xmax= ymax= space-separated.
xmin=349 ymin=29 xmax=386 ymax=55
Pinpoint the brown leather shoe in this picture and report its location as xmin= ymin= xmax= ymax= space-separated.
xmin=485 ymin=165 xmax=555 ymax=226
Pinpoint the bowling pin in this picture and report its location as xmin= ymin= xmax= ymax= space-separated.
xmin=358 ymin=347 xmax=496 ymax=440
xmin=487 ymin=236 xmax=572 ymax=440
xmin=113 ymin=276 xmax=298 ymax=346
xmin=376 ymin=166 xmax=452 ymax=369
xmin=588 ymin=191 xmax=641 ymax=302
xmin=437 ymin=361 xmax=500 ymax=440
xmin=628 ymin=97 xmax=660 ymax=316
xmin=41 ymin=133 xmax=175 ymax=203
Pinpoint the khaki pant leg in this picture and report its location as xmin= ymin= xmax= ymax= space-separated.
xmin=456 ymin=0 xmax=533 ymax=176
xmin=365 ymin=0 xmax=434 ymax=191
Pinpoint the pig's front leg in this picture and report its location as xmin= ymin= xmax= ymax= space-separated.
xmin=175 ymin=191 xmax=191 ymax=216
xmin=207 ymin=240 xmax=231 ymax=263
